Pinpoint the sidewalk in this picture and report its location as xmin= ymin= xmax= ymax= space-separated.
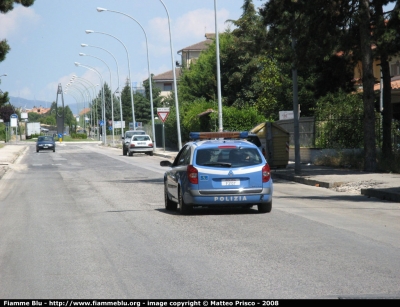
xmin=1 ymin=143 xmax=399 ymax=202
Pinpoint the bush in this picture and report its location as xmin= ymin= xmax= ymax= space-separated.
xmin=71 ymin=133 xmax=87 ymax=139
xmin=314 ymin=90 xmax=365 ymax=149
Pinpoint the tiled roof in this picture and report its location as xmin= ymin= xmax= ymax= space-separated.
xmin=177 ymin=37 xmax=213 ymax=54
xmin=152 ymin=68 xmax=181 ymax=81
xmin=79 ymin=108 xmax=91 ymax=116
xmin=373 ymin=76 xmax=400 ymax=91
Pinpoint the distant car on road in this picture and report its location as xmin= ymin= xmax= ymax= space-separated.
xmin=127 ymin=134 xmax=154 ymax=156
xmin=122 ymin=130 xmax=146 ymax=155
xmin=160 ymin=131 xmax=273 ymax=214
xmin=36 ymin=136 xmax=56 ymax=153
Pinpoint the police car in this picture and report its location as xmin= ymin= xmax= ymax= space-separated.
xmin=160 ymin=131 xmax=273 ymax=214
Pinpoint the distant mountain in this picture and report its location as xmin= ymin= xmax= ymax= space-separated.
xmin=9 ymin=96 xmax=75 ymax=110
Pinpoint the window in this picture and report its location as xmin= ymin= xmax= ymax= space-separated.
xmin=391 ymin=63 xmax=400 ymax=76
xmin=164 ymin=83 xmax=172 ymax=91
xmin=175 ymin=145 xmax=191 ymax=166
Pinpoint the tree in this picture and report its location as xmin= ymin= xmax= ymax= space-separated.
xmin=0 ymin=104 xmax=14 ymax=122
xmin=260 ymin=0 xmax=382 ymax=171
xmin=121 ymin=78 xmax=134 ymax=129
xmin=371 ymin=0 xmax=400 ymax=158
xmin=358 ymin=0 xmax=377 ymax=171
xmin=0 ymin=0 xmax=35 ymax=63
xmin=222 ymin=0 xmax=271 ymax=108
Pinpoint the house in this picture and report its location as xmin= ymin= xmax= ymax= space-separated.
xmin=152 ymin=68 xmax=182 ymax=98
xmin=353 ymin=53 xmax=400 ymax=119
xmin=177 ymin=33 xmax=214 ymax=69
xmin=152 ymin=33 xmax=214 ymax=99
xmin=27 ymin=106 xmax=51 ymax=114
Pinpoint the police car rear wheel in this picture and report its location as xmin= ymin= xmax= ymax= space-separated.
xmin=258 ymin=202 xmax=272 ymax=213
xmin=178 ymin=188 xmax=192 ymax=215
xmin=164 ymin=184 xmax=177 ymax=211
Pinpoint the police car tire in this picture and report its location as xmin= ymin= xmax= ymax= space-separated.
xmin=258 ymin=202 xmax=272 ymax=213
xmin=128 ymin=151 xmax=133 ymax=156
xmin=178 ymin=188 xmax=192 ymax=215
xmin=164 ymin=184 xmax=177 ymax=211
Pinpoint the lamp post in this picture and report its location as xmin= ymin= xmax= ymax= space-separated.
xmin=214 ymin=0 xmax=223 ymax=132
xmin=74 ymin=62 xmax=106 ymax=144
xmin=64 ymin=90 xmax=81 ymax=134
xmin=66 ymin=81 xmax=90 ymax=132
xmin=0 ymin=74 xmax=7 ymax=78
xmin=158 ymin=0 xmax=182 ymax=150
xmin=96 ymin=7 xmax=156 ymax=150
xmin=85 ymin=30 xmax=136 ymax=131
xmin=71 ymin=75 xmax=99 ymax=134
xmin=81 ymin=43 xmax=124 ymax=138
xmin=79 ymin=52 xmax=116 ymax=144
xmin=65 ymin=84 xmax=86 ymax=134
xmin=69 ymin=77 xmax=97 ymax=137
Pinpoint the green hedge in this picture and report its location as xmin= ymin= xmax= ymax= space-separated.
xmin=71 ymin=133 xmax=87 ymax=139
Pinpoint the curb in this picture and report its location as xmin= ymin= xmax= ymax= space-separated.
xmin=154 ymin=152 xmax=176 ymax=160
xmin=273 ymin=172 xmax=400 ymax=203
xmin=0 ymin=146 xmax=28 ymax=180
xmin=361 ymin=188 xmax=400 ymax=202
xmin=271 ymin=172 xmax=334 ymax=188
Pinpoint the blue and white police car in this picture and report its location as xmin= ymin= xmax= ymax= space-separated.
xmin=160 ymin=131 xmax=273 ymax=214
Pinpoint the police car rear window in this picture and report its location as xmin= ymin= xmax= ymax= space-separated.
xmin=196 ymin=147 xmax=262 ymax=167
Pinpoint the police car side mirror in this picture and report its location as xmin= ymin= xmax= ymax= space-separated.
xmin=160 ymin=161 xmax=172 ymax=167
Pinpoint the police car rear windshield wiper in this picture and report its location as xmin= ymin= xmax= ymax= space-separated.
xmin=202 ymin=162 xmax=232 ymax=167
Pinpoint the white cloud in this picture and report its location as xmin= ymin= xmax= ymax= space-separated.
xmin=0 ymin=6 xmax=40 ymax=38
xmin=148 ymin=8 xmax=231 ymax=57
xmin=174 ymin=8 xmax=231 ymax=42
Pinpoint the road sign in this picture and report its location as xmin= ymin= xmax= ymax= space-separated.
xmin=108 ymin=126 xmax=112 ymax=131
xmin=10 ymin=114 xmax=18 ymax=128
xmin=157 ymin=107 xmax=170 ymax=123
xmin=99 ymin=120 xmax=104 ymax=126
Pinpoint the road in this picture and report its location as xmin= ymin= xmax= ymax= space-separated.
xmin=0 ymin=144 xmax=399 ymax=299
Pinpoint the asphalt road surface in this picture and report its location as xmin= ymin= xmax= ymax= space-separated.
xmin=0 ymin=144 xmax=399 ymax=299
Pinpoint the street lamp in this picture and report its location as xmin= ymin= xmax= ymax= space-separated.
xmin=68 ymin=78 xmax=96 ymax=136
xmin=72 ymin=76 xmax=99 ymax=135
xmin=79 ymin=52 xmax=116 ymax=144
xmin=96 ymin=7 xmax=157 ymax=150
xmin=74 ymin=62 xmax=106 ymax=144
xmin=214 ymin=0 xmax=223 ymax=132
xmin=158 ymin=0 xmax=182 ymax=150
xmin=0 ymin=74 xmax=7 ymax=77
xmin=85 ymin=29 xmax=136 ymax=131
xmin=81 ymin=43 xmax=124 ymax=138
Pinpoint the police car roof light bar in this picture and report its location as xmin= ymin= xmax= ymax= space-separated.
xmin=190 ymin=131 xmax=248 ymax=140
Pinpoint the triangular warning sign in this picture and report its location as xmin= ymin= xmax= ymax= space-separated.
xmin=157 ymin=112 xmax=170 ymax=123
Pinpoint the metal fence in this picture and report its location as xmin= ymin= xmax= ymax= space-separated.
xmin=275 ymin=116 xmax=400 ymax=149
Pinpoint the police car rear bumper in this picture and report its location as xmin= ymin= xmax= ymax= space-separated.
xmin=184 ymin=188 xmax=272 ymax=205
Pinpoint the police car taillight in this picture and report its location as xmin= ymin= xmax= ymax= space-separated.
xmin=262 ymin=164 xmax=271 ymax=182
xmin=187 ymin=165 xmax=198 ymax=184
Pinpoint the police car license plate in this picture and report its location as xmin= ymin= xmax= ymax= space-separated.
xmin=138 ymin=142 xmax=146 ymax=145
xmin=222 ymin=179 xmax=240 ymax=186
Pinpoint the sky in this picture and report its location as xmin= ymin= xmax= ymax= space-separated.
xmin=0 ymin=0 xmax=248 ymax=108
